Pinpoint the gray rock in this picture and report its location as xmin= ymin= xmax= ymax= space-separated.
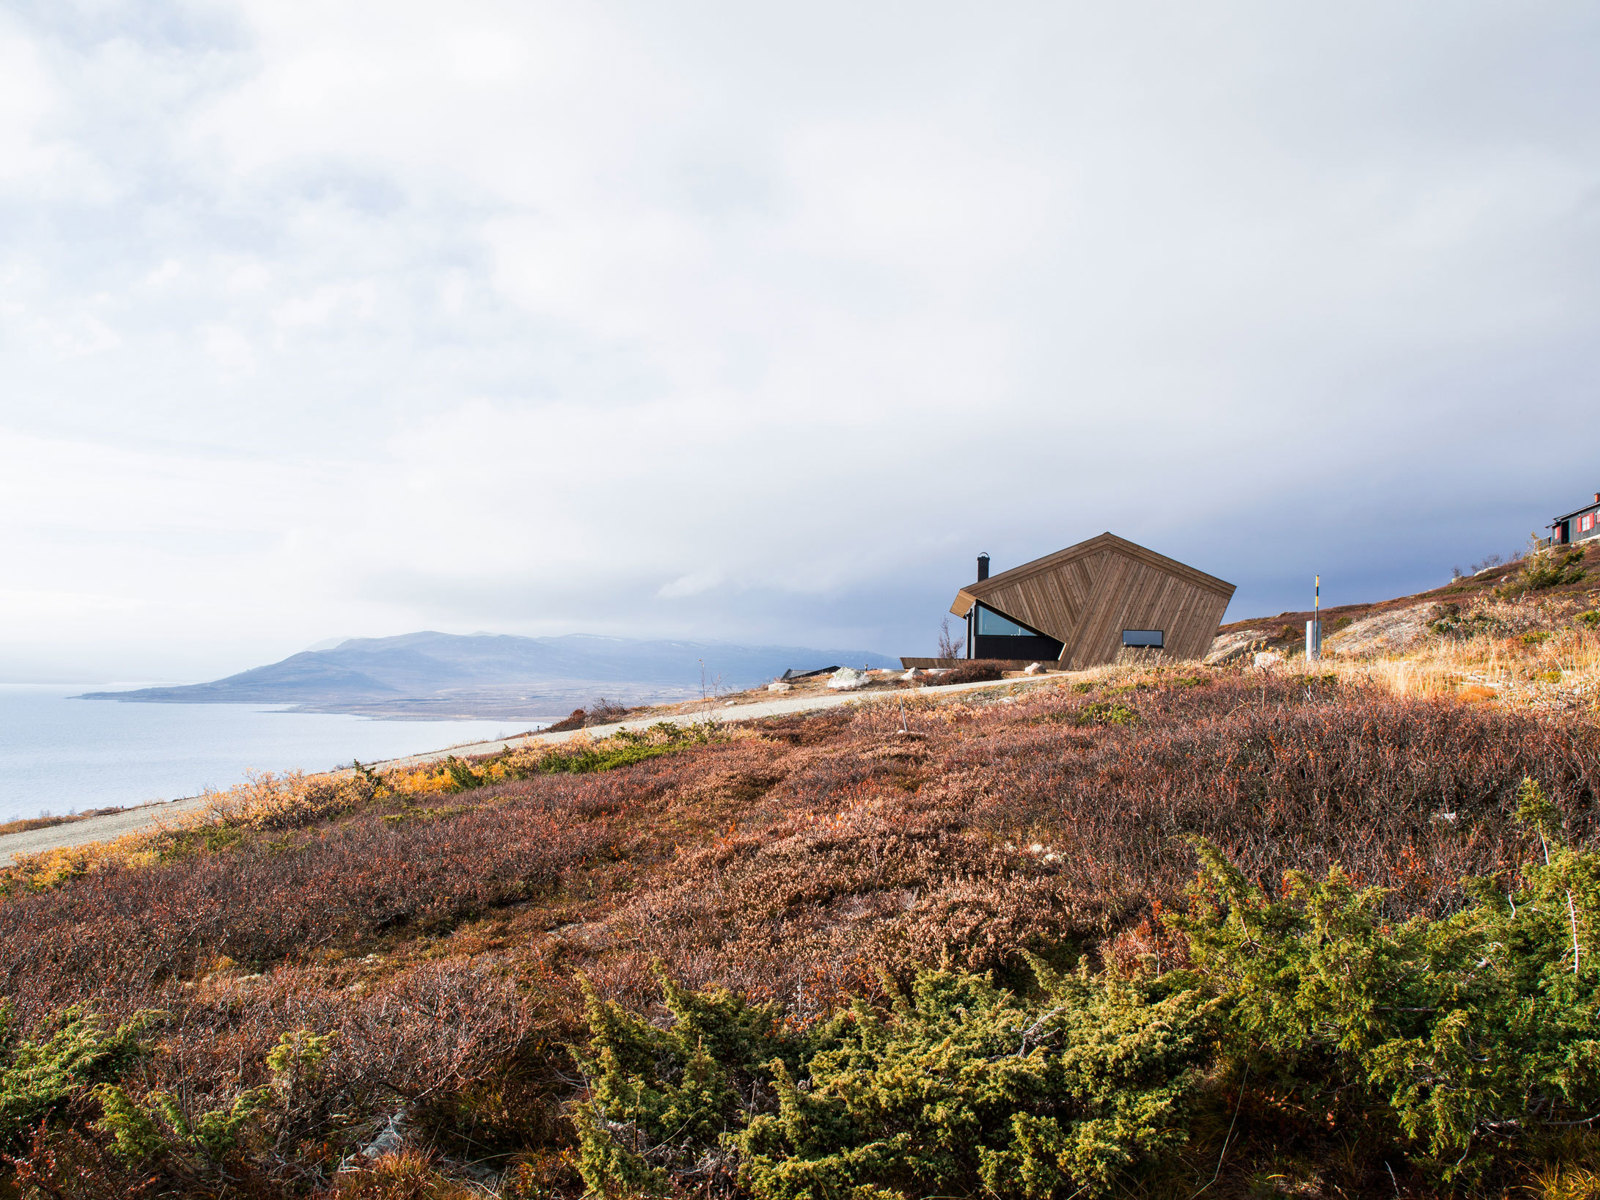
xmin=827 ymin=667 xmax=869 ymax=690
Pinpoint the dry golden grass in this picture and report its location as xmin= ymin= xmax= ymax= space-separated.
xmin=1278 ymin=599 xmax=1600 ymax=712
xmin=1527 ymin=1163 xmax=1600 ymax=1200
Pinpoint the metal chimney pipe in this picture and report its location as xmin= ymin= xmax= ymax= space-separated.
xmin=977 ymin=553 xmax=990 ymax=581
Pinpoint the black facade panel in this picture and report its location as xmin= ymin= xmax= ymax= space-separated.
xmin=972 ymin=633 xmax=1064 ymax=661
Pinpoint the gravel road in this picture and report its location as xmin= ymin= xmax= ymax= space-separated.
xmin=0 ymin=673 xmax=1058 ymax=865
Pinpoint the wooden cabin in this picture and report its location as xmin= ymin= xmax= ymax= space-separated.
xmin=939 ymin=532 xmax=1235 ymax=669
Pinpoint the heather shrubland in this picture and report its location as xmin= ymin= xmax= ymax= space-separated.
xmin=577 ymin=802 xmax=1600 ymax=1199
xmin=1 ymin=670 xmax=1598 ymax=1197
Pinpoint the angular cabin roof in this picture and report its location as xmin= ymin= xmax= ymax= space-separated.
xmin=949 ymin=532 xmax=1236 ymax=659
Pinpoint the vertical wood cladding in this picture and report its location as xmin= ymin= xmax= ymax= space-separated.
xmin=950 ymin=533 xmax=1234 ymax=668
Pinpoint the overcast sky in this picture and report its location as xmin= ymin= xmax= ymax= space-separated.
xmin=2 ymin=1 xmax=1597 ymax=681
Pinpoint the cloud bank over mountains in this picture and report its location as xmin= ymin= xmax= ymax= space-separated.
xmin=3 ymin=1 xmax=1598 ymax=680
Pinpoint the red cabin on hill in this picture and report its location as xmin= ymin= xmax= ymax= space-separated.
xmin=1550 ymin=493 xmax=1600 ymax=547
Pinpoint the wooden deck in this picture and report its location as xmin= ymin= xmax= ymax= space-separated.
xmin=898 ymin=657 xmax=1066 ymax=671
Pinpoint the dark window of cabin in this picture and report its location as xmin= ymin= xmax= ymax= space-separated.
xmin=1122 ymin=629 xmax=1164 ymax=648
xmin=977 ymin=606 xmax=1034 ymax=636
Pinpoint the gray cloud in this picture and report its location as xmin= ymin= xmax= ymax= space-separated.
xmin=1 ymin=1 xmax=1597 ymax=679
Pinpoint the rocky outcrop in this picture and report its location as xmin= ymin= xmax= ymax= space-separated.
xmin=1205 ymin=629 xmax=1270 ymax=665
xmin=1326 ymin=603 xmax=1444 ymax=657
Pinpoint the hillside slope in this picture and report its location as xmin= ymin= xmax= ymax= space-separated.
xmin=1206 ymin=541 xmax=1600 ymax=709
xmin=4 ymin=654 xmax=1597 ymax=1199
xmin=1213 ymin=539 xmax=1600 ymax=656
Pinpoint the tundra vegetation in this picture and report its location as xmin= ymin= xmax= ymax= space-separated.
xmin=2 ymin=628 xmax=1599 ymax=1197
xmin=1218 ymin=541 xmax=1600 ymax=709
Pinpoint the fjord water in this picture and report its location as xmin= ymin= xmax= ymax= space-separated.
xmin=0 ymin=684 xmax=532 ymax=823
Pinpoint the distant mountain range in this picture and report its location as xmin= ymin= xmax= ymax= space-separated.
xmin=78 ymin=632 xmax=898 ymax=721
